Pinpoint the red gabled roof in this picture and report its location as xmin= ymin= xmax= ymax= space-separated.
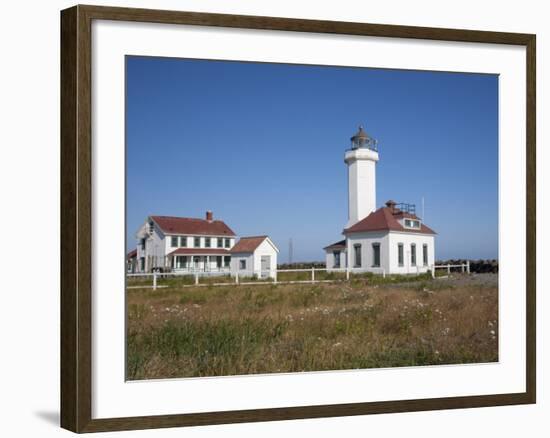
xmin=151 ymin=215 xmax=236 ymax=236
xmin=344 ymin=207 xmax=436 ymax=235
xmin=168 ymin=248 xmax=230 ymax=256
xmin=229 ymin=236 xmax=268 ymax=253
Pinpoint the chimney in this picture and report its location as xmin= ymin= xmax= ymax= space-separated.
xmin=206 ymin=210 xmax=213 ymax=222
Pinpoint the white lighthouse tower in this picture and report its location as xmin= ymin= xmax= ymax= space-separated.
xmin=345 ymin=125 xmax=379 ymax=228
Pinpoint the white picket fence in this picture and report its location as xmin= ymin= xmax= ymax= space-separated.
xmin=127 ymin=267 xmax=386 ymax=290
xmin=127 ymin=262 xmax=470 ymax=290
xmin=431 ymin=261 xmax=470 ymax=278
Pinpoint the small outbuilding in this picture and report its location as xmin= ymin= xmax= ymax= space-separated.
xmin=229 ymin=236 xmax=279 ymax=279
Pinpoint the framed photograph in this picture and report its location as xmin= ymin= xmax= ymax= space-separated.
xmin=60 ymin=4 xmax=536 ymax=433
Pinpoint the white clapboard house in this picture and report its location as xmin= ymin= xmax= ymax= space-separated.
xmin=324 ymin=126 xmax=436 ymax=274
xmin=128 ymin=211 xmax=278 ymax=278
xmin=229 ymin=236 xmax=279 ymax=279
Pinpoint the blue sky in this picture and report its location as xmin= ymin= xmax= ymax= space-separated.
xmin=126 ymin=56 xmax=498 ymax=262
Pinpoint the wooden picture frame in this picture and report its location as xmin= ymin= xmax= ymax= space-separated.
xmin=61 ymin=4 xmax=536 ymax=433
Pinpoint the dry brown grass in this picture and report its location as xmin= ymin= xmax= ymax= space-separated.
xmin=126 ymin=274 xmax=498 ymax=380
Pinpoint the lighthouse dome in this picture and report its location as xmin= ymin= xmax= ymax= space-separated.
xmin=350 ymin=125 xmax=377 ymax=151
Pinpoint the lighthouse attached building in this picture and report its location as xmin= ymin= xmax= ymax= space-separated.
xmin=325 ymin=126 xmax=436 ymax=275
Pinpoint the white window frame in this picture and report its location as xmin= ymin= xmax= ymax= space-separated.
xmin=333 ymin=250 xmax=341 ymax=268
xmin=404 ymin=219 xmax=421 ymax=229
xmin=423 ymin=243 xmax=428 ymax=266
xmin=372 ymin=243 xmax=381 ymax=268
xmin=354 ymin=244 xmax=362 ymax=268
xmin=398 ymin=243 xmax=404 ymax=267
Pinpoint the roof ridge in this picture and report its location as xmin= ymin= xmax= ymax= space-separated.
xmin=239 ymin=235 xmax=268 ymax=239
xmin=152 ymin=215 xmax=212 ymax=221
xmin=150 ymin=215 xmax=237 ymax=236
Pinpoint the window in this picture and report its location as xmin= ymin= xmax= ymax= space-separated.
xmin=334 ymin=251 xmax=341 ymax=268
xmin=217 ymin=237 xmax=223 ymax=248
xmin=224 ymin=256 xmax=230 ymax=268
xmin=239 ymin=259 xmax=246 ymax=270
xmin=404 ymin=219 xmax=420 ymax=229
xmin=372 ymin=243 xmax=380 ymax=267
xmin=216 ymin=256 xmax=222 ymax=268
xmin=224 ymin=238 xmax=230 ymax=248
xmin=194 ymin=237 xmax=200 ymax=248
xmin=411 ymin=243 xmax=416 ymax=266
xmin=180 ymin=236 xmax=187 ymax=247
xmin=354 ymin=244 xmax=362 ymax=267
xmin=171 ymin=236 xmax=178 ymax=247
xmin=398 ymin=243 xmax=404 ymax=267
xmin=423 ymin=244 xmax=428 ymax=266
xmin=205 ymin=237 xmax=211 ymax=248
xmin=140 ymin=238 xmax=146 ymax=250
xmin=175 ymin=255 xmax=186 ymax=269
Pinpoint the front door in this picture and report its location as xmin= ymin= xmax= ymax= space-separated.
xmin=260 ymin=255 xmax=271 ymax=278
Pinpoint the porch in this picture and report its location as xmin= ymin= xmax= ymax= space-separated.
xmin=169 ymin=253 xmax=231 ymax=273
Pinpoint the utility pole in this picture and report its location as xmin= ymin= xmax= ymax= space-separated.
xmin=288 ymin=238 xmax=293 ymax=264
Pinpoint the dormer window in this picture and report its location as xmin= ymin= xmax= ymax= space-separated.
xmin=404 ymin=219 xmax=421 ymax=229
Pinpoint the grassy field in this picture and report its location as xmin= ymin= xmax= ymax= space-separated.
xmin=126 ymin=273 xmax=498 ymax=380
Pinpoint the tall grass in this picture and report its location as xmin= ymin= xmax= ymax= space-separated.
xmin=127 ymin=274 xmax=498 ymax=380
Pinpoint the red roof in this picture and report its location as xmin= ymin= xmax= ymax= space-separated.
xmin=229 ymin=236 xmax=268 ymax=253
xmin=344 ymin=207 xmax=436 ymax=235
xmin=323 ymin=239 xmax=346 ymax=250
xmin=151 ymin=215 xmax=236 ymax=236
xmin=168 ymin=248 xmax=230 ymax=256
xmin=126 ymin=249 xmax=137 ymax=259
